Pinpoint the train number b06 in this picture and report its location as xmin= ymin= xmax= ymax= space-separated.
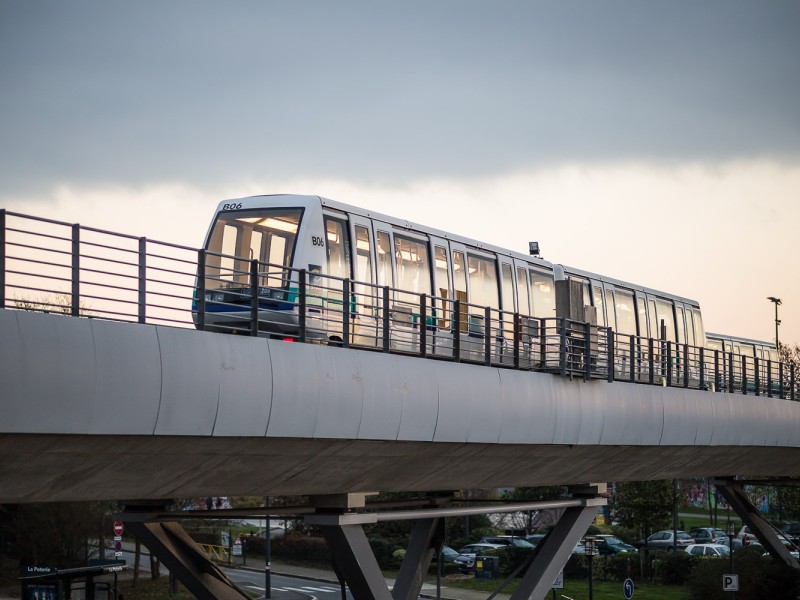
xmin=312 ymin=236 xmax=325 ymax=247
xmin=222 ymin=203 xmax=243 ymax=210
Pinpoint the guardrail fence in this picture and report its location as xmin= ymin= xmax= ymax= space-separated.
xmin=1 ymin=209 xmax=796 ymax=399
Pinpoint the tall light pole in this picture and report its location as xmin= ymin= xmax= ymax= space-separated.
xmin=768 ymin=297 xmax=782 ymax=349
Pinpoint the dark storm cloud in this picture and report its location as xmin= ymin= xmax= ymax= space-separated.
xmin=1 ymin=1 xmax=799 ymax=196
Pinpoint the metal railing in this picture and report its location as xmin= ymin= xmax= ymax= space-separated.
xmin=1 ymin=209 xmax=796 ymax=399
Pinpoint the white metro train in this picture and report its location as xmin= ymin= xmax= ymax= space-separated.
xmin=196 ymin=194 xmax=707 ymax=358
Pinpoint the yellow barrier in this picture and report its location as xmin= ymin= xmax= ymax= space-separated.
xmin=198 ymin=543 xmax=229 ymax=562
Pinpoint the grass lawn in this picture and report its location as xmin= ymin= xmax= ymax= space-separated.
xmin=438 ymin=575 xmax=689 ymax=600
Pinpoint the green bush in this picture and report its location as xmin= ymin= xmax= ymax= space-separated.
xmin=592 ymin=553 xmax=640 ymax=581
xmin=687 ymin=550 xmax=800 ymax=600
xmin=271 ymin=532 xmax=330 ymax=564
xmin=652 ymin=551 xmax=697 ymax=585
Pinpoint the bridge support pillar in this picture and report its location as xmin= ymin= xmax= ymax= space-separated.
xmin=308 ymin=494 xmax=446 ymax=600
xmin=509 ymin=485 xmax=607 ymax=600
xmin=713 ymin=478 xmax=800 ymax=569
xmin=121 ymin=514 xmax=249 ymax=600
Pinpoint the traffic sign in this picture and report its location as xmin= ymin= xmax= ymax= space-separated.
xmin=623 ymin=578 xmax=635 ymax=599
xmin=114 ymin=541 xmax=122 ymax=552
xmin=113 ymin=521 xmax=123 ymax=536
xmin=552 ymin=569 xmax=564 ymax=589
xmin=723 ymin=574 xmax=739 ymax=592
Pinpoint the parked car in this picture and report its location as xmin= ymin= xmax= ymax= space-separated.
xmin=643 ymin=530 xmax=695 ymax=551
xmin=437 ymin=546 xmax=475 ymax=572
xmin=585 ymin=535 xmax=637 ymax=555
xmin=525 ymin=533 xmax=547 ymax=547
xmin=781 ymin=522 xmax=800 ymax=544
xmin=457 ymin=542 xmax=506 ymax=560
xmin=479 ymin=536 xmax=535 ymax=549
xmin=685 ymin=543 xmax=730 ymax=557
xmin=687 ymin=527 xmax=730 ymax=546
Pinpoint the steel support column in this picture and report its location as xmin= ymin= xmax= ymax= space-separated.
xmin=122 ymin=520 xmax=250 ymax=600
xmin=392 ymin=518 xmax=444 ymax=600
xmin=714 ymin=478 xmax=800 ymax=569
xmin=510 ymin=492 xmax=607 ymax=600
xmin=318 ymin=520 xmax=392 ymax=600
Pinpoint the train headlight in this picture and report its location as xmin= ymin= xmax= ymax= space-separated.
xmin=206 ymin=291 xmax=226 ymax=302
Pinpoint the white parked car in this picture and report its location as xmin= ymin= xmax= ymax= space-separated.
xmin=685 ymin=543 xmax=730 ymax=557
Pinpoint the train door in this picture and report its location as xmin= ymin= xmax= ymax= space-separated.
xmin=322 ymin=212 xmax=351 ymax=342
xmin=450 ymin=242 xmax=470 ymax=338
xmin=430 ymin=235 xmax=452 ymax=356
xmin=373 ymin=223 xmax=395 ymax=348
xmin=590 ymin=281 xmax=607 ymax=327
xmin=513 ymin=258 xmax=536 ymax=367
xmin=392 ymin=229 xmax=432 ymax=352
xmin=466 ymin=248 xmax=500 ymax=361
xmin=634 ymin=291 xmax=650 ymax=380
xmin=348 ymin=214 xmax=378 ymax=347
xmin=498 ymin=256 xmax=516 ymax=363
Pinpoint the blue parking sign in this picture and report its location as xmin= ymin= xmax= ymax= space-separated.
xmin=623 ymin=578 xmax=634 ymax=599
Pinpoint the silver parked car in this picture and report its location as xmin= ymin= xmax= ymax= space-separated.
xmin=643 ymin=530 xmax=694 ymax=551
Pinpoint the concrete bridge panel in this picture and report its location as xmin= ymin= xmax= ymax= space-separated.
xmin=497 ymin=370 xmax=557 ymax=444
xmin=575 ymin=383 xmax=606 ymax=445
xmin=660 ymin=388 xmax=700 ymax=445
xmin=729 ymin=395 xmax=769 ymax=446
xmin=309 ymin=344 xmax=364 ymax=440
xmin=0 ymin=311 xmax=24 ymax=429
xmin=774 ymin=399 xmax=800 ymax=447
xmin=90 ymin=320 xmax=162 ymax=434
xmin=709 ymin=393 xmax=735 ymax=445
xmin=596 ymin=384 xmax=664 ymax=446
xmin=354 ymin=352 xmax=402 ymax=441
xmin=394 ymin=357 xmax=440 ymax=442
xmin=154 ymin=328 xmax=225 ymax=436
xmin=13 ymin=311 xmax=97 ymax=433
xmin=268 ymin=341 xmax=321 ymax=437
xmin=212 ymin=335 xmax=273 ymax=437
xmin=435 ymin=363 xmax=502 ymax=443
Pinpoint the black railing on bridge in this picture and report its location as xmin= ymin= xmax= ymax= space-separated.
xmin=0 ymin=209 xmax=796 ymax=399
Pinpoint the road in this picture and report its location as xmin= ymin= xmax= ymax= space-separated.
xmin=222 ymin=568 xmax=351 ymax=600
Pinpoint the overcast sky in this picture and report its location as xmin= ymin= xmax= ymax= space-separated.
xmin=1 ymin=1 xmax=799 ymax=344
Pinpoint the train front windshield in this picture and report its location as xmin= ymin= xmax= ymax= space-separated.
xmin=205 ymin=208 xmax=303 ymax=291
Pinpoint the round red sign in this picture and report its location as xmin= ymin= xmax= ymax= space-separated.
xmin=113 ymin=521 xmax=124 ymax=536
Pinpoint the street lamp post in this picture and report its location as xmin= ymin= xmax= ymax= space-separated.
xmin=768 ymin=297 xmax=782 ymax=349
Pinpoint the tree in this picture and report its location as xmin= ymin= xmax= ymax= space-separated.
xmin=610 ymin=480 xmax=686 ymax=541
xmin=501 ymin=486 xmax=568 ymax=532
xmin=10 ymin=502 xmax=115 ymax=567
xmin=779 ymin=342 xmax=800 ymax=398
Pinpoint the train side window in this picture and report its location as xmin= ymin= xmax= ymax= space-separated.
xmin=453 ymin=250 xmax=467 ymax=299
xmin=530 ymin=269 xmax=556 ymax=318
xmin=692 ymin=310 xmax=706 ymax=347
xmin=376 ymin=231 xmax=393 ymax=287
xmin=686 ymin=308 xmax=696 ymax=346
xmin=615 ymin=289 xmax=636 ymax=336
xmin=354 ymin=225 xmax=374 ymax=306
xmin=637 ymin=296 xmax=648 ymax=338
xmin=676 ymin=305 xmax=686 ymax=344
xmin=324 ymin=217 xmax=351 ymax=279
xmin=582 ymin=282 xmax=591 ymax=310
xmin=594 ymin=286 xmax=606 ymax=326
xmin=501 ymin=263 xmax=515 ymax=313
xmin=655 ymin=299 xmax=676 ymax=342
xmin=468 ymin=254 xmax=499 ymax=310
xmin=434 ymin=246 xmax=450 ymax=299
xmin=220 ymin=224 xmax=238 ymax=282
xmin=517 ymin=267 xmax=530 ymax=315
xmin=648 ymin=299 xmax=658 ymax=339
xmin=395 ymin=234 xmax=431 ymax=297
xmin=606 ymin=289 xmax=617 ymax=331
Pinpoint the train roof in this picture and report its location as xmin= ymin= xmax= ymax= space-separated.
xmin=220 ymin=194 xmax=702 ymax=308
xmin=706 ymin=332 xmax=777 ymax=349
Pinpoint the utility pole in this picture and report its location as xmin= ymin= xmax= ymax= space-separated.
xmin=767 ymin=297 xmax=782 ymax=349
